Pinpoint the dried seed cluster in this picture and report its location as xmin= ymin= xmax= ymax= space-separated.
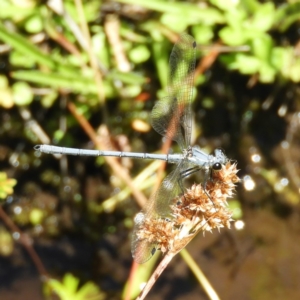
xmin=135 ymin=162 xmax=239 ymax=256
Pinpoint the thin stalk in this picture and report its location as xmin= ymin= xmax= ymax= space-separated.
xmin=180 ymin=248 xmax=220 ymax=300
xmin=136 ymin=253 xmax=174 ymax=300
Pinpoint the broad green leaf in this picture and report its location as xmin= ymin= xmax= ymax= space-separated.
xmin=271 ymin=47 xmax=291 ymax=71
xmin=209 ymin=0 xmax=238 ymax=11
xmin=0 ymin=227 xmax=14 ymax=256
xmin=121 ymin=85 xmax=142 ymax=98
xmin=129 ymin=45 xmax=151 ymax=64
xmin=47 ymin=279 xmax=72 ymax=299
xmin=258 ymin=62 xmax=276 ymax=83
xmin=219 ymin=26 xmax=248 ymax=46
xmin=0 ymin=90 xmax=13 ymax=108
xmin=251 ymin=35 xmax=273 ymax=61
xmin=0 ymin=75 xmax=9 ymax=88
xmin=63 ymin=273 xmax=79 ymax=294
xmin=192 ymin=25 xmax=214 ymax=44
xmin=0 ymin=0 xmax=36 ymax=19
xmin=12 ymin=81 xmax=33 ymax=106
xmin=229 ymin=54 xmax=260 ymax=74
xmin=10 ymin=50 xmax=36 ymax=68
xmin=24 ymin=14 xmax=43 ymax=33
xmin=0 ymin=76 xmax=13 ymax=108
xmin=251 ymin=2 xmax=275 ymax=32
xmin=240 ymin=0 xmax=260 ymax=13
xmin=160 ymin=13 xmax=190 ymax=32
xmin=41 ymin=90 xmax=58 ymax=108
xmin=75 ymin=282 xmax=104 ymax=300
xmin=224 ymin=8 xmax=247 ymax=28
xmin=47 ymin=274 xmax=104 ymax=300
xmin=29 ymin=208 xmax=44 ymax=225
xmin=0 ymin=172 xmax=17 ymax=200
xmin=53 ymin=130 xmax=65 ymax=143
xmin=289 ymin=59 xmax=300 ymax=82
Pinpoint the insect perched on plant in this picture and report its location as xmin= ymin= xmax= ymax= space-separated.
xmin=35 ymin=33 xmax=239 ymax=300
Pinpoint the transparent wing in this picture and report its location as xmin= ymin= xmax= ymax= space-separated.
xmin=152 ymin=162 xmax=185 ymax=216
xmin=132 ymin=159 xmax=197 ymax=263
xmin=132 ymin=34 xmax=197 ymax=264
xmin=151 ymin=33 xmax=196 ymax=150
xmin=132 ymin=161 xmax=185 ymax=263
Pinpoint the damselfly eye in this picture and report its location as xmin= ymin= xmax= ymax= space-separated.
xmin=212 ymin=163 xmax=222 ymax=171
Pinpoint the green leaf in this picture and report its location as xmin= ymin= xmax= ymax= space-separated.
xmin=209 ymin=0 xmax=238 ymax=11
xmin=270 ymin=47 xmax=300 ymax=82
xmin=288 ymin=59 xmax=300 ymax=82
xmin=53 ymin=130 xmax=65 ymax=143
xmin=0 ymin=24 xmax=77 ymax=76
xmin=47 ymin=273 xmax=105 ymax=300
xmin=121 ymin=85 xmax=142 ymax=98
xmin=258 ymin=62 xmax=276 ymax=83
xmin=29 ymin=208 xmax=44 ymax=225
xmin=47 ymin=279 xmax=72 ymax=299
xmin=64 ymin=0 xmax=101 ymax=23
xmin=106 ymin=70 xmax=147 ymax=85
xmin=192 ymin=25 xmax=214 ymax=44
xmin=24 ymin=14 xmax=43 ymax=33
xmin=0 ymin=76 xmax=13 ymax=108
xmin=10 ymin=50 xmax=36 ymax=68
xmin=0 ymin=227 xmax=14 ymax=256
xmin=219 ymin=26 xmax=248 ymax=46
xmin=41 ymin=90 xmax=58 ymax=108
xmin=0 ymin=172 xmax=17 ymax=200
xmin=75 ymin=282 xmax=104 ymax=300
xmin=251 ymin=35 xmax=273 ymax=61
xmin=63 ymin=273 xmax=79 ymax=294
xmin=0 ymin=0 xmax=36 ymax=19
xmin=274 ymin=2 xmax=300 ymax=32
xmin=239 ymin=0 xmax=260 ymax=13
xmin=11 ymin=70 xmax=145 ymax=98
xmin=250 ymin=2 xmax=275 ymax=32
xmin=0 ymin=75 xmax=9 ymax=88
xmin=152 ymin=40 xmax=169 ymax=88
xmin=129 ymin=45 xmax=151 ymax=64
xmin=160 ymin=13 xmax=190 ymax=32
xmin=92 ymin=32 xmax=110 ymax=68
xmin=117 ymin=0 xmax=225 ymax=25
xmin=12 ymin=81 xmax=33 ymax=106
xmin=228 ymin=54 xmax=261 ymax=74
xmin=271 ymin=47 xmax=291 ymax=71
xmin=224 ymin=7 xmax=247 ymax=28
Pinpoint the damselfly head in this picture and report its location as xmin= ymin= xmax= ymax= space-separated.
xmin=212 ymin=162 xmax=222 ymax=171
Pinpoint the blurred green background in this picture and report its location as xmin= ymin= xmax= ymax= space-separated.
xmin=1 ymin=0 xmax=300 ymax=299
